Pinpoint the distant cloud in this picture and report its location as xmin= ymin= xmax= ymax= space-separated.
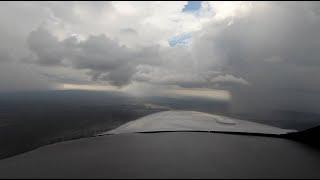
xmin=210 ymin=74 xmax=250 ymax=86
xmin=120 ymin=28 xmax=138 ymax=35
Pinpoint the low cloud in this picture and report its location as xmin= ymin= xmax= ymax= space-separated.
xmin=209 ymin=74 xmax=249 ymax=86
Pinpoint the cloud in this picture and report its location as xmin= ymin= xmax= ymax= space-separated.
xmin=0 ymin=51 xmax=12 ymax=63
xmin=0 ymin=62 xmax=56 ymax=92
xmin=27 ymin=28 xmax=175 ymax=87
xmin=27 ymin=29 xmax=139 ymax=86
xmin=209 ymin=74 xmax=249 ymax=86
xmin=0 ymin=1 xmax=320 ymax=116
xmin=26 ymin=26 xmax=235 ymax=89
xmin=27 ymin=28 xmax=65 ymax=66
xmin=193 ymin=2 xmax=320 ymax=113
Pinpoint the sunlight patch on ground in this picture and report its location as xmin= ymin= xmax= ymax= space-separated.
xmin=59 ymin=83 xmax=231 ymax=102
xmin=59 ymin=83 xmax=119 ymax=92
xmin=171 ymin=88 xmax=231 ymax=101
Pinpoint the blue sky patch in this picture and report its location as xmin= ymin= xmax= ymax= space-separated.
xmin=168 ymin=33 xmax=192 ymax=47
xmin=182 ymin=1 xmax=202 ymax=13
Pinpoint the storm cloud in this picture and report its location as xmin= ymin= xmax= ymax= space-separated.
xmin=0 ymin=1 xmax=320 ymax=114
xmin=193 ymin=2 xmax=320 ymax=113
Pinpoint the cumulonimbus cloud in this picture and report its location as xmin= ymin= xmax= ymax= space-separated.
xmin=1 ymin=1 xmax=320 ymax=115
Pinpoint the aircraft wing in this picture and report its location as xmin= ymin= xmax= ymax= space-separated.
xmin=102 ymin=110 xmax=296 ymax=136
xmin=0 ymin=111 xmax=319 ymax=179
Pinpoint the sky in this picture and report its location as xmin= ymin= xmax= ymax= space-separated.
xmin=1 ymin=1 xmax=320 ymax=114
xmin=183 ymin=1 xmax=202 ymax=12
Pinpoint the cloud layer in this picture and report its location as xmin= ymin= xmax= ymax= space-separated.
xmin=1 ymin=2 xmax=320 ymax=114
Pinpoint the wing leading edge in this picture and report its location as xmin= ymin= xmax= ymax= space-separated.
xmin=100 ymin=111 xmax=296 ymax=136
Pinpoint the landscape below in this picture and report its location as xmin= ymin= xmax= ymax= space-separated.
xmin=0 ymin=90 xmax=319 ymax=160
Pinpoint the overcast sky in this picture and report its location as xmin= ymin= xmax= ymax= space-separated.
xmin=1 ymin=1 xmax=320 ymax=114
